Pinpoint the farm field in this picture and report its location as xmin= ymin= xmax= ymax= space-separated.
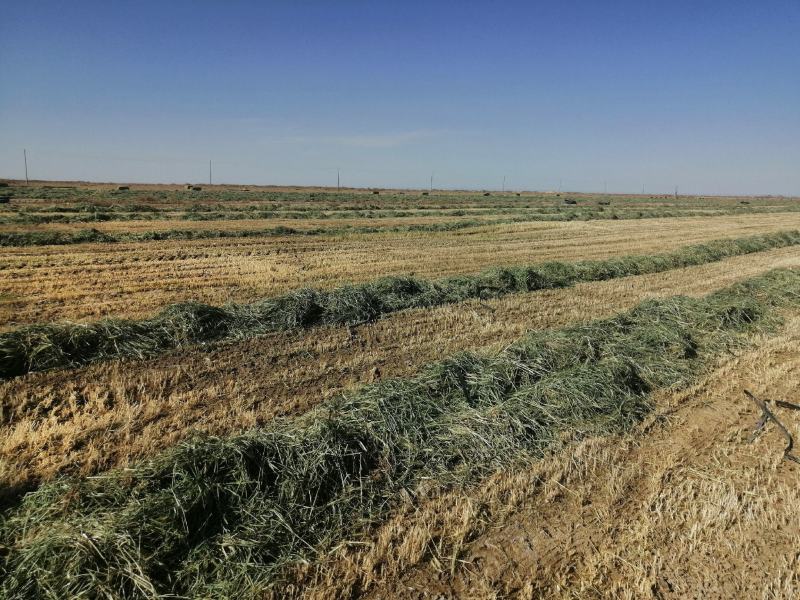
xmin=1 ymin=182 xmax=800 ymax=598
xmin=4 ymin=189 xmax=800 ymax=327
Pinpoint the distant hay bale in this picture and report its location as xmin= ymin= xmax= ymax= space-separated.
xmin=563 ymin=199 xmax=577 ymax=205
xmin=483 ymin=192 xmax=491 ymax=196
xmin=516 ymin=193 xmax=521 ymax=196
xmin=422 ymin=192 xmax=429 ymax=196
xmin=185 ymin=184 xmax=194 ymax=190
xmin=372 ymin=190 xmax=380 ymax=195
xmin=741 ymin=200 xmax=750 ymax=205
xmin=117 ymin=186 xmax=129 ymax=191
xmin=192 ymin=186 xmax=202 ymax=191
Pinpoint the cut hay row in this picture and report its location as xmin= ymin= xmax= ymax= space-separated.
xmin=2 ymin=230 xmax=800 ymax=379
xmin=0 ymin=206 xmax=789 ymax=247
xmin=0 ymin=202 xmax=783 ymax=227
xmin=4 ymin=246 xmax=792 ymax=493
xmin=0 ymin=204 xmax=674 ymax=225
xmin=295 ymin=316 xmax=800 ymax=598
xmin=3 ymin=268 xmax=800 ymax=598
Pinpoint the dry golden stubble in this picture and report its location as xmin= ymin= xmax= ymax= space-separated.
xmin=292 ymin=315 xmax=800 ymax=599
xmin=3 ymin=212 xmax=800 ymax=326
xmin=2 ymin=244 xmax=799 ymax=490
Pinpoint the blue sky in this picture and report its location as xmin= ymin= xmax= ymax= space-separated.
xmin=1 ymin=1 xmax=798 ymax=194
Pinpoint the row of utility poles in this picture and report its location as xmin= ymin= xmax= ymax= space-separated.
xmin=13 ymin=151 xmax=681 ymax=196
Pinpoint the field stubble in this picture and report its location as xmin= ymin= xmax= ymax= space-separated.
xmin=310 ymin=316 xmax=800 ymax=599
xmin=2 ymin=244 xmax=799 ymax=490
xmin=2 ymin=268 xmax=799 ymax=598
xmin=3 ymin=213 xmax=800 ymax=327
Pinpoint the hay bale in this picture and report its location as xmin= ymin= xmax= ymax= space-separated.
xmin=740 ymin=200 xmax=750 ymax=205
xmin=422 ymin=192 xmax=429 ymax=196
xmin=117 ymin=186 xmax=129 ymax=191
xmin=185 ymin=184 xmax=194 ymax=190
xmin=563 ymin=198 xmax=577 ymax=205
xmin=372 ymin=190 xmax=380 ymax=195
xmin=192 ymin=186 xmax=202 ymax=191
xmin=483 ymin=192 xmax=491 ymax=196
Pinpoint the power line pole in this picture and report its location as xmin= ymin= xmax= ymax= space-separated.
xmin=502 ymin=175 xmax=506 ymax=192
xmin=23 ymin=149 xmax=29 ymax=184
xmin=674 ymin=185 xmax=679 ymax=200
xmin=337 ymin=168 xmax=340 ymax=191
xmin=209 ymin=160 xmax=212 ymax=185
xmin=430 ymin=172 xmax=434 ymax=193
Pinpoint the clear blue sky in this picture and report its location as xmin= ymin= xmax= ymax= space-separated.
xmin=1 ymin=1 xmax=798 ymax=194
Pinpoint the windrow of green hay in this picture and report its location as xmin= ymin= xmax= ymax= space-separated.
xmin=0 ymin=208 xmax=791 ymax=246
xmin=0 ymin=202 xmax=668 ymax=223
xmin=2 ymin=230 xmax=800 ymax=379
xmin=2 ymin=269 xmax=800 ymax=598
xmin=0 ymin=205 xmax=532 ymax=224
xmin=0 ymin=201 xmax=779 ymax=226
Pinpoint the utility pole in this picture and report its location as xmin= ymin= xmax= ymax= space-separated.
xmin=337 ymin=168 xmax=340 ymax=191
xmin=674 ymin=185 xmax=679 ymax=200
xmin=502 ymin=175 xmax=506 ymax=193
xmin=23 ymin=149 xmax=29 ymax=184
xmin=209 ymin=160 xmax=212 ymax=185
xmin=430 ymin=172 xmax=434 ymax=193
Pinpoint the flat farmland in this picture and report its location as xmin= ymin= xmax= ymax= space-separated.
xmin=1 ymin=182 xmax=800 ymax=599
xmin=4 ymin=210 xmax=800 ymax=326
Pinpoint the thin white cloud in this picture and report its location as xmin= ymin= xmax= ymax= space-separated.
xmin=274 ymin=130 xmax=441 ymax=148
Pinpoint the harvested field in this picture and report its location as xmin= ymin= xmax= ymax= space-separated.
xmin=3 ymin=230 xmax=797 ymax=378
xmin=3 ymin=213 xmax=800 ymax=326
xmin=1 ymin=183 xmax=800 ymax=598
xmin=321 ymin=316 xmax=800 ymax=599
xmin=2 ymin=243 xmax=798 ymax=493
xmin=3 ymin=0 xmax=797 ymax=593
xmin=3 ymin=269 xmax=800 ymax=598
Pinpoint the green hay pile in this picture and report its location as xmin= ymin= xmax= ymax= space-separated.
xmin=2 ymin=269 xmax=800 ymax=598
xmin=2 ymin=230 xmax=800 ymax=379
